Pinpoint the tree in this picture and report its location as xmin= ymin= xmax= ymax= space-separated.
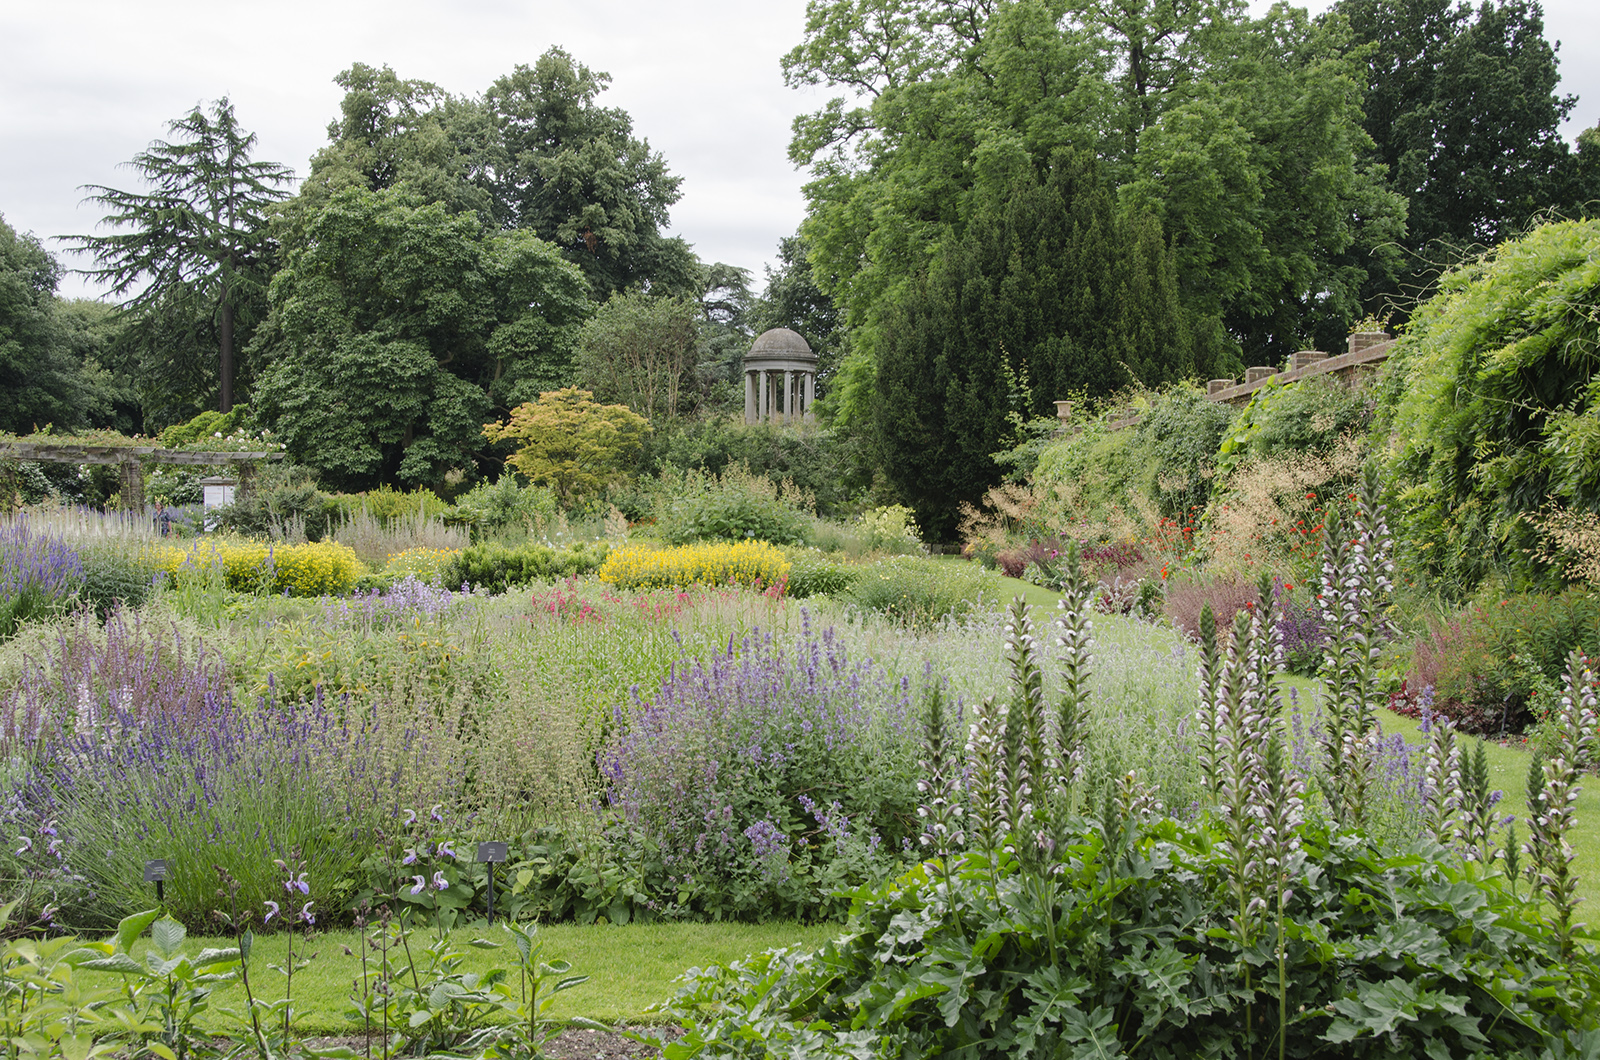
xmin=785 ymin=0 xmax=1401 ymax=379
xmin=1336 ymin=0 xmax=1581 ymax=293
xmin=483 ymin=387 xmax=649 ymax=504
xmin=252 ymin=187 xmax=590 ymax=491
xmin=0 ymin=215 xmax=116 ymax=434
xmin=486 ymin=49 xmax=692 ymax=299
xmin=573 ymin=290 xmax=702 ymax=421
xmin=873 ymin=152 xmax=1194 ymax=539
xmin=1372 ymin=218 xmax=1600 ymax=593
xmin=69 ymin=98 xmax=292 ymax=413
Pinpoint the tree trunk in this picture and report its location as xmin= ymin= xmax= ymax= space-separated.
xmin=219 ymin=295 xmax=235 ymax=413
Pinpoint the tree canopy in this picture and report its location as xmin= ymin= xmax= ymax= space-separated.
xmin=251 ymin=187 xmax=590 ymax=491
xmin=483 ymin=387 xmax=649 ymax=504
xmin=68 ymin=98 xmax=292 ymax=417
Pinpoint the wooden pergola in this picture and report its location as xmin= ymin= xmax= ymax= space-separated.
xmin=0 ymin=441 xmax=284 ymax=511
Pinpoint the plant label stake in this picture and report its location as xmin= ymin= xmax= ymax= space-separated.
xmin=144 ymin=859 xmax=170 ymax=903
xmin=477 ymin=842 xmax=508 ymax=925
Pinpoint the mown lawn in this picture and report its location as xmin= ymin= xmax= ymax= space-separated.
xmin=130 ymin=921 xmax=839 ymax=1032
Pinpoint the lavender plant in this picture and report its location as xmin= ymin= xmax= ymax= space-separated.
xmin=10 ymin=685 xmax=437 ymax=929
xmin=0 ymin=520 xmax=85 ymax=641
xmin=0 ymin=607 xmax=230 ymax=746
xmin=599 ymin=613 xmax=917 ymax=919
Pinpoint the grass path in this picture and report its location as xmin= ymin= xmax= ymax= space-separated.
xmin=135 ymin=921 xmax=838 ymax=1032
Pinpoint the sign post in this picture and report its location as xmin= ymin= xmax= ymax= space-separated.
xmin=476 ymin=842 xmax=508 ymax=926
xmin=144 ymin=859 xmax=170 ymax=904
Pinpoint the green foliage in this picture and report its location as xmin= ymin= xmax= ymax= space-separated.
xmin=76 ymin=541 xmax=160 ymax=617
xmin=483 ymin=388 xmax=649 ymax=505
xmin=781 ymin=548 xmax=860 ymax=599
xmin=68 ymin=99 xmax=292 ymax=415
xmin=1338 ymin=0 xmax=1586 ymax=282
xmin=0 ymin=216 xmax=117 ymax=436
xmin=648 ymin=464 xmax=812 ymax=548
xmin=655 ymin=820 xmax=1599 ymax=1059
xmin=870 ymin=152 xmax=1196 ymax=538
xmin=573 ymin=292 xmax=702 ymax=422
xmin=212 ymin=464 xmax=335 ymax=541
xmin=254 ymin=187 xmax=590 ymax=492
xmin=1409 ymin=588 xmax=1600 ymax=734
xmin=438 ymin=540 xmax=607 ymax=593
xmin=839 ymin=557 xmax=1003 ymax=628
xmin=1374 ymin=219 xmax=1600 ymax=594
xmin=1133 ymin=385 xmax=1237 ymax=521
xmin=1218 ymin=376 xmax=1371 ymax=479
xmin=445 ymin=476 xmax=559 ymax=539
xmin=641 ymin=419 xmax=858 ymax=520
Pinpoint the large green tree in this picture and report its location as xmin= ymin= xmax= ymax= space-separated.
xmin=574 ymin=290 xmax=703 ymax=422
xmin=486 ymin=49 xmax=698 ymax=299
xmin=252 ymin=187 xmax=590 ymax=491
xmin=69 ymin=98 xmax=292 ymax=415
xmin=0 ymin=215 xmax=115 ymax=433
xmin=1338 ymin=0 xmax=1578 ymax=256
xmin=786 ymin=0 xmax=1401 ymax=381
xmin=873 ymin=151 xmax=1192 ymax=538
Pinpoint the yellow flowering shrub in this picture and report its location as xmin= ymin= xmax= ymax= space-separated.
xmin=151 ymin=539 xmax=365 ymax=597
xmin=383 ymin=547 xmax=461 ymax=581
xmin=597 ymin=540 xmax=790 ymax=592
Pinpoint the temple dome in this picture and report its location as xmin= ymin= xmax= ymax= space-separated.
xmin=745 ymin=328 xmax=817 ymax=366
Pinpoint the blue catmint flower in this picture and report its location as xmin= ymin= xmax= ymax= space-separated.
xmin=264 ymin=901 xmax=279 ymax=922
xmin=299 ymin=901 xmax=315 ymax=925
xmin=402 ymin=847 xmax=418 ymax=865
xmin=409 ymin=875 xmax=426 ymax=895
xmin=436 ymin=841 xmax=456 ymax=859
xmin=432 ymin=871 xmax=448 ymax=891
xmin=15 ymin=836 xmax=31 ymax=855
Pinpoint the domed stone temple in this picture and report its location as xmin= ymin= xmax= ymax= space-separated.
xmin=744 ymin=328 xmax=818 ymax=425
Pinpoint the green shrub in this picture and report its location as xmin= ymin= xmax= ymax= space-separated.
xmin=439 ymin=541 xmax=608 ymax=593
xmin=650 ymin=464 xmax=812 ymax=547
xmin=656 ymin=820 xmax=1596 ymax=1059
xmin=840 ymin=557 xmax=1003 ymax=627
xmin=214 ymin=463 xmax=336 ymax=541
xmin=1134 ymin=383 xmax=1236 ymax=520
xmin=641 ymin=418 xmax=858 ymax=519
xmin=445 ymin=475 xmax=560 ymax=538
xmin=77 ymin=540 xmax=159 ymax=616
xmin=1396 ymin=587 xmax=1600 ymax=734
xmin=328 ymin=484 xmax=451 ymax=522
xmin=782 ymin=549 xmax=860 ymax=598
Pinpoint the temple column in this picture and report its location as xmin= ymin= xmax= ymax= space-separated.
xmin=804 ymin=372 xmax=815 ymax=422
xmin=744 ymin=371 xmax=756 ymax=423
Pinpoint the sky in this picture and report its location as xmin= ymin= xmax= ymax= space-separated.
xmin=3 ymin=0 xmax=1597 ymax=304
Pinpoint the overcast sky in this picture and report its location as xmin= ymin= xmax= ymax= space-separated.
xmin=3 ymin=0 xmax=1596 ymax=304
